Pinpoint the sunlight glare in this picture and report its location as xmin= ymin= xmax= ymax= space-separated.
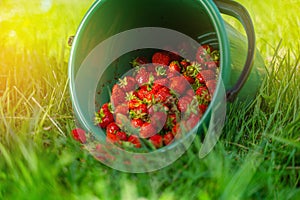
xmin=40 ymin=0 xmax=52 ymax=12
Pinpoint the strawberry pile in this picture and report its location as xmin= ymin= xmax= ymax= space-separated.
xmin=77 ymin=44 xmax=219 ymax=150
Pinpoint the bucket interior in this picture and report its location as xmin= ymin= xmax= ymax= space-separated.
xmin=69 ymin=0 xmax=228 ymax=139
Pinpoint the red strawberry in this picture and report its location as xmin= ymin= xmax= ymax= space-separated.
xmin=206 ymin=79 xmax=217 ymax=96
xmin=164 ymin=113 xmax=177 ymax=130
xmin=180 ymin=60 xmax=191 ymax=70
xmin=150 ymin=111 xmax=167 ymax=130
xmin=115 ymin=113 xmax=129 ymax=128
xmin=199 ymin=104 xmax=208 ymax=114
xmin=152 ymin=82 xmax=163 ymax=92
xmin=114 ymin=104 xmax=128 ymax=116
xmin=131 ymin=56 xmax=148 ymax=67
xmin=140 ymin=122 xmax=157 ymax=138
xmin=177 ymin=95 xmax=193 ymax=113
xmin=185 ymin=114 xmax=200 ymax=130
xmin=106 ymin=132 xmax=119 ymax=143
xmin=131 ymin=103 xmax=148 ymax=116
xmin=71 ymin=128 xmax=86 ymax=144
xmin=131 ymin=118 xmax=144 ymax=128
xmin=137 ymin=103 xmax=148 ymax=113
xmin=168 ymin=51 xmax=182 ymax=61
xmin=128 ymin=98 xmax=142 ymax=110
xmin=95 ymin=107 xmax=114 ymax=129
xmin=183 ymin=73 xmax=195 ymax=84
xmin=152 ymin=51 xmax=171 ymax=66
xmin=205 ymin=61 xmax=218 ymax=70
xmin=196 ymin=44 xmax=214 ymax=64
xmin=195 ymin=85 xmax=209 ymax=95
xmin=170 ymin=76 xmax=188 ymax=96
xmin=101 ymin=102 xmax=111 ymax=113
xmin=196 ymin=86 xmax=210 ymax=102
xmin=111 ymin=84 xmax=126 ymax=106
xmin=154 ymin=87 xmax=171 ymax=103
xmin=169 ymin=61 xmax=181 ymax=73
xmin=119 ymin=76 xmax=137 ymax=92
xmin=116 ymin=131 xmax=128 ymax=141
xmin=149 ymin=134 xmax=163 ymax=148
xmin=128 ymin=135 xmax=141 ymax=148
xmin=153 ymin=78 xmax=169 ymax=88
xmin=186 ymin=88 xmax=195 ymax=97
xmin=163 ymin=132 xmax=174 ymax=146
xmin=196 ymin=73 xmax=206 ymax=84
xmin=136 ymin=85 xmax=154 ymax=102
xmin=106 ymin=122 xmax=120 ymax=135
xmin=172 ymin=123 xmax=182 ymax=136
xmin=200 ymin=69 xmax=216 ymax=81
xmin=135 ymin=67 xmax=151 ymax=85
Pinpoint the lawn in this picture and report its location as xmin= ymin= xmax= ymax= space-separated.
xmin=0 ymin=0 xmax=299 ymax=199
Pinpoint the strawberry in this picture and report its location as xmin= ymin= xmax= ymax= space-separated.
xmin=140 ymin=122 xmax=157 ymax=138
xmin=169 ymin=61 xmax=181 ymax=73
xmin=149 ymin=134 xmax=163 ymax=148
xmin=116 ymin=131 xmax=128 ymax=141
xmin=130 ymin=103 xmax=148 ymax=119
xmin=111 ymin=84 xmax=126 ymax=107
xmin=180 ymin=59 xmax=191 ymax=70
xmin=149 ymin=111 xmax=167 ymax=130
xmin=153 ymin=78 xmax=169 ymax=88
xmin=196 ymin=44 xmax=214 ymax=64
xmin=183 ymin=73 xmax=195 ymax=84
xmin=152 ymin=51 xmax=171 ymax=66
xmin=186 ymin=88 xmax=195 ymax=97
xmin=205 ymin=61 xmax=218 ymax=70
xmin=163 ymin=132 xmax=174 ymax=146
xmin=164 ymin=113 xmax=177 ymax=130
xmin=185 ymin=62 xmax=201 ymax=78
xmin=172 ymin=123 xmax=182 ymax=136
xmin=106 ymin=132 xmax=119 ymax=143
xmin=128 ymin=98 xmax=142 ymax=110
xmin=177 ymin=95 xmax=193 ymax=113
xmin=170 ymin=76 xmax=188 ymax=96
xmin=101 ymin=102 xmax=112 ymax=113
xmin=106 ymin=122 xmax=120 ymax=135
xmin=95 ymin=105 xmax=114 ymax=129
xmin=128 ymin=135 xmax=141 ymax=148
xmin=196 ymin=86 xmax=210 ymax=103
xmin=135 ymin=67 xmax=151 ymax=85
xmin=114 ymin=104 xmax=128 ymax=116
xmin=206 ymin=79 xmax=217 ymax=96
xmin=199 ymin=69 xmax=216 ymax=81
xmin=196 ymin=73 xmax=206 ymax=84
xmin=131 ymin=56 xmax=148 ymax=67
xmin=135 ymin=103 xmax=148 ymax=114
xmin=168 ymin=51 xmax=181 ymax=61
xmin=131 ymin=118 xmax=144 ymax=128
xmin=154 ymin=86 xmax=172 ymax=103
xmin=71 ymin=128 xmax=86 ymax=144
xmin=185 ymin=114 xmax=200 ymax=130
xmin=166 ymin=69 xmax=178 ymax=79
xmin=199 ymin=104 xmax=208 ymax=114
xmin=119 ymin=76 xmax=137 ymax=92
xmin=136 ymin=85 xmax=153 ymax=102
xmin=152 ymin=82 xmax=163 ymax=93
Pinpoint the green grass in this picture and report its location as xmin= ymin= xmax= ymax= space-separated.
xmin=0 ymin=0 xmax=299 ymax=199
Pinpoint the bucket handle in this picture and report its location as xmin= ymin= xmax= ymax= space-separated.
xmin=214 ymin=0 xmax=256 ymax=101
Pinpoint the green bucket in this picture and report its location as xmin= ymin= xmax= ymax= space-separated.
xmin=68 ymin=0 xmax=265 ymax=172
